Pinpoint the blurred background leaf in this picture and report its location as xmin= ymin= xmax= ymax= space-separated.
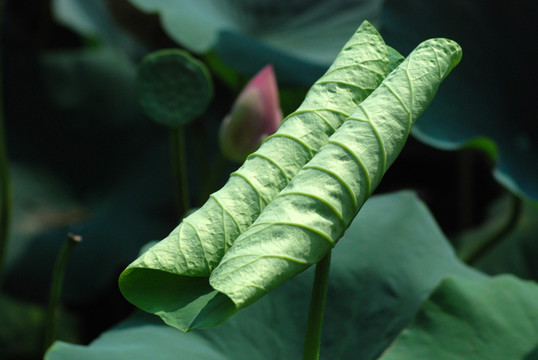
xmin=52 ymin=0 xmax=145 ymax=56
xmin=127 ymin=0 xmax=384 ymax=86
xmin=457 ymin=195 xmax=538 ymax=281
xmin=379 ymin=275 xmax=538 ymax=360
xmin=381 ymin=0 xmax=538 ymax=203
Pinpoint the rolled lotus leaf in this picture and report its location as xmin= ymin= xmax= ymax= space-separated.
xmin=210 ymin=38 xmax=462 ymax=308
xmin=119 ymin=21 xmax=398 ymax=331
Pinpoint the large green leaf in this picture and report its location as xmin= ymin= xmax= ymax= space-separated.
xmin=128 ymin=0 xmax=384 ymax=85
xmin=381 ymin=0 xmax=538 ymax=202
xmin=379 ymin=275 xmax=538 ymax=360
xmin=210 ymin=38 xmax=461 ymax=308
xmin=119 ymin=21 xmax=393 ymax=331
xmin=47 ymin=191 xmax=481 ymax=360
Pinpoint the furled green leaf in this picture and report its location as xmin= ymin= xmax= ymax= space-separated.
xmin=136 ymin=49 xmax=213 ymax=127
xmin=379 ymin=275 xmax=538 ymax=360
xmin=48 ymin=192 xmax=481 ymax=360
xmin=210 ymin=38 xmax=462 ymax=308
xmin=128 ymin=0 xmax=384 ymax=85
xmin=119 ymin=21 xmax=392 ymax=331
xmin=387 ymin=45 xmax=405 ymax=71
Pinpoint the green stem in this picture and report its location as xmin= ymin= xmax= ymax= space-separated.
xmin=170 ymin=127 xmax=190 ymax=218
xmin=302 ymin=251 xmax=332 ymax=360
xmin=0 ymin=0 xmax=11 ymax=291
xmin=43 ymin=233 xmax=82 ymax=354
xmin=463 ymin=194 xmax=522 ymax=265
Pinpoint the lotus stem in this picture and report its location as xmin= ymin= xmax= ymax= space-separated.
xmin=170 ymin=127 xmax=190 ymax=218
xmin=302 ymin=251 xmax=332 ymax=360
xmin=43 ymin=233 xmax=82 ymax=353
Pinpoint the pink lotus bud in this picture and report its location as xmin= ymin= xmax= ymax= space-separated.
xmin=219 ymin=65 xmax=283 ymax=162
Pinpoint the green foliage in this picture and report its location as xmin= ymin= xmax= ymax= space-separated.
xmin=136 ymin=49 xmax=213 ymax=127
xmin=3 ymin=2 xmax=537 ymax=359
xmin=379 ymin=275 xmax=538 ymax=360
xmin=119 ymin=21 xmax=462 ymax=333
xmin=119 ymin=21 xmax=395 ymax=331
